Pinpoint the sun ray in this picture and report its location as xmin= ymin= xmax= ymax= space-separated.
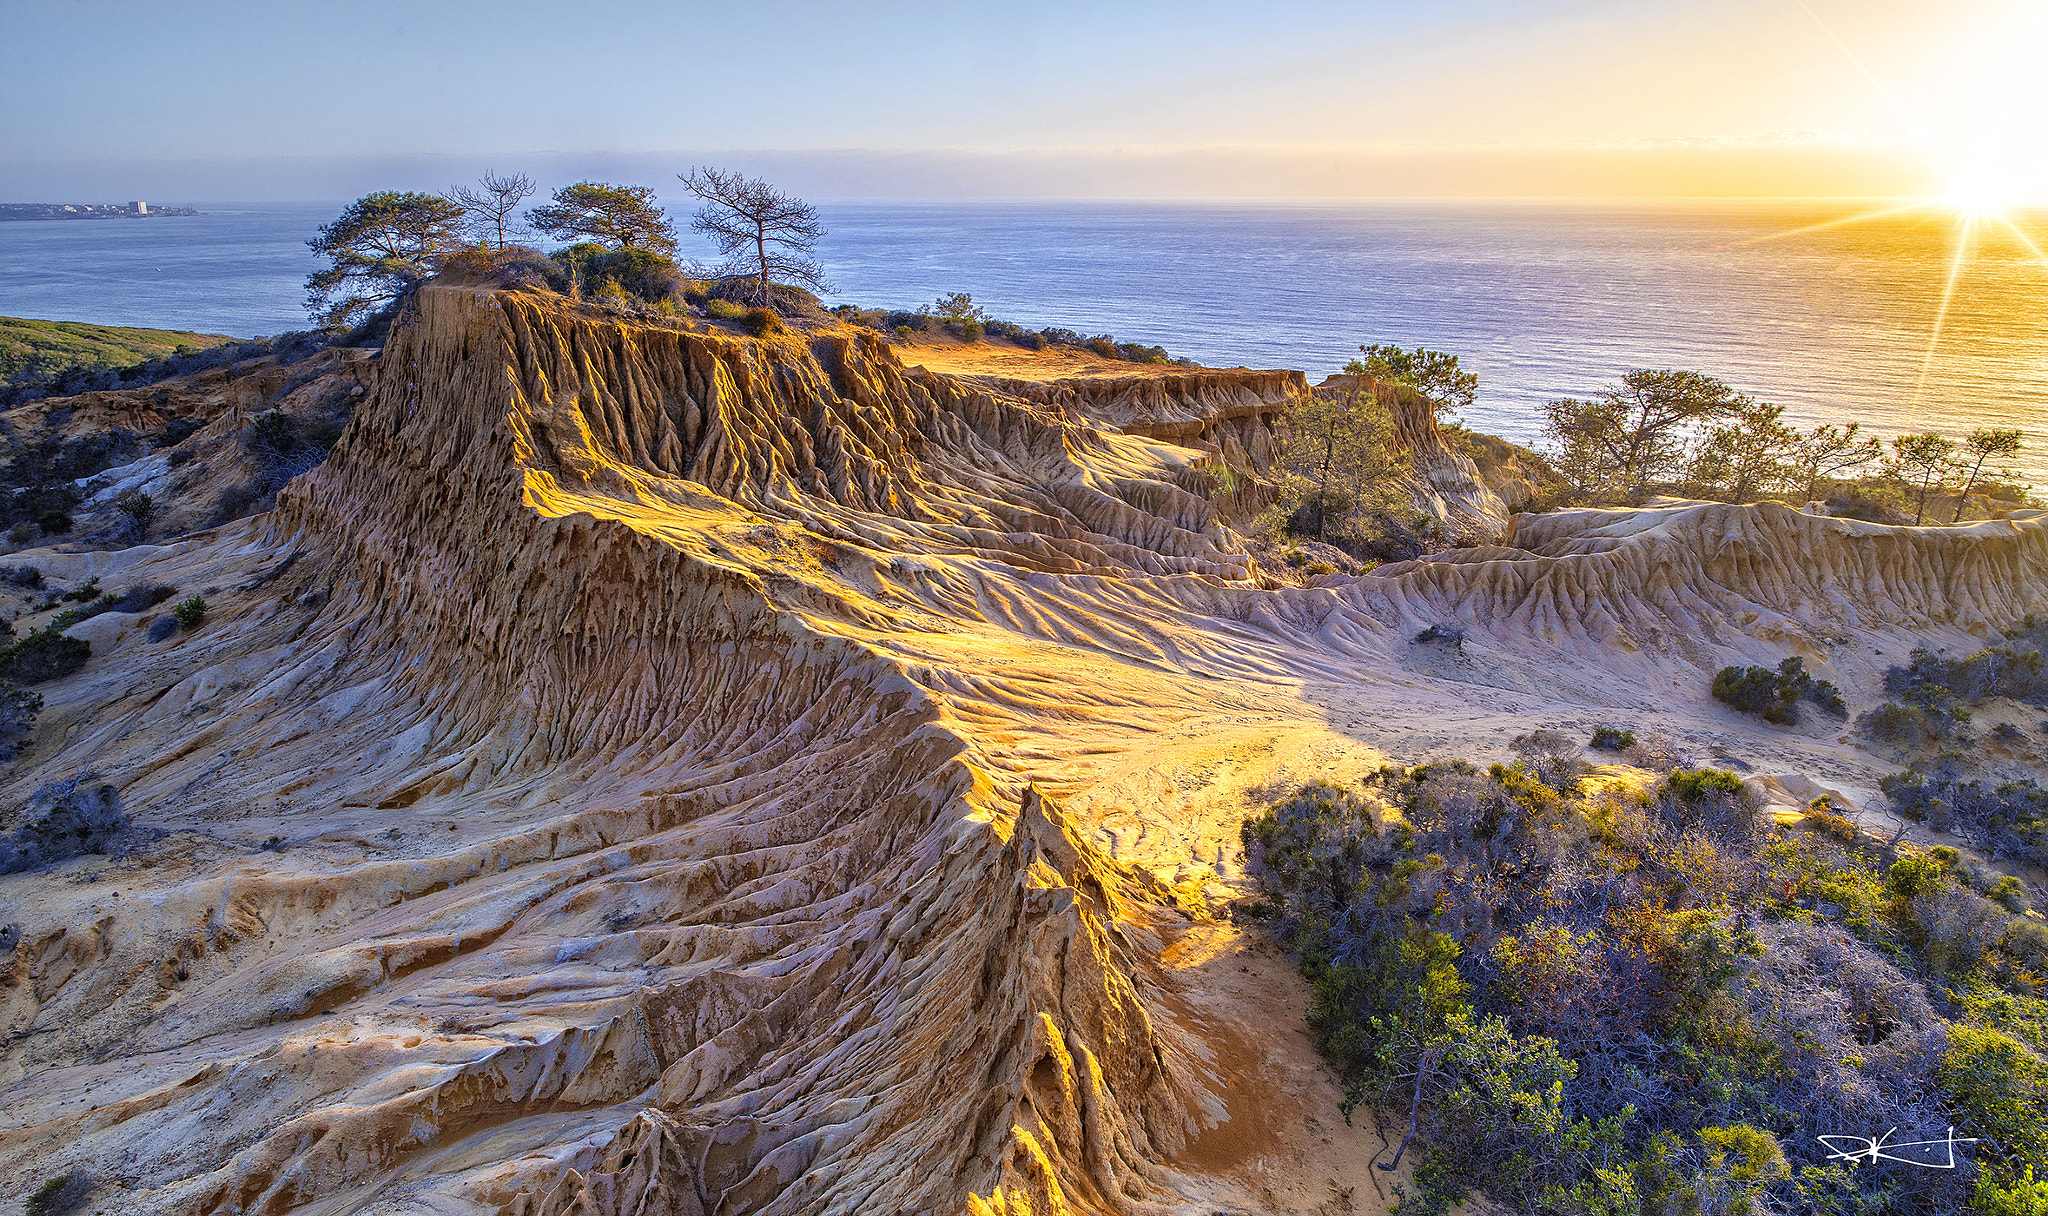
xmin=1720 ymin=201 xmax=1929 ymax=249
xmin=1990 ymin=212 xmax=2048 ymax=266
xmin=1788 ymin=0 xmax=1925 ymax=137
xmin=1912 ymin=211 xmax=1979 ymax=406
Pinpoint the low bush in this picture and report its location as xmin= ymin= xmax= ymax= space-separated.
xmin=25 ymin=1172 xmax=92 ymax=1216
xmin=837 ymin=301 xmax=1194 ymax=362
xmin=244 ymin=410 xmax=344 ymax=491
xmin=212 ymin=481 xmax=263 ymax=525
xmin=1825 ymin=488 xmax=1913 ymax=524
xmin=173 ymin=594 xmax=207 ymax=631
xmin=1802 ymin=797 xmax=1861 ymax=843
xmin=1712 ymin=656 xmax=1845 ymax=725
xmin=0 ymin=627 xmax=89 ymax=684
xmin=1588 ymin=726 xmax=1637 ymax=752
xmin=544 ymin=242 xmax=683 ymax=305
xmin=1241 ymin=751 xmax=2048 ymax=1215
xmin=1882 ymin=762 xmax=2048 ymax=867
xmin=0 ymin=776 xmax=127 ymax=875
xmin=1509 ymin=728 xmax=1587 ymax=792
xmin=0 ymin=679 xmax=40 ymax=762
xmin=1892 ymin=638 xmax=2048 ymax=705
xmin=1414 ymin=623 xmax=1465 ymax=648
xmin=43 ymin=583 xmax=178 ymax=633
xmin=1 ymin=325 xmax=337 ymax=409
xmin=113 ymin=487 xmax=154 ymax=538
xmin=739 ymin=307 xmax=780 ymax=337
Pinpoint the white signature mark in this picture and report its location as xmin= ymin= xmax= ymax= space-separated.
xmin=1817 ymin=1127 xmax=1980 ymax=1169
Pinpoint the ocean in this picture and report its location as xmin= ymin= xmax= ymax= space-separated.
xmin=4 ymin=199 xmax=2045 ymax=481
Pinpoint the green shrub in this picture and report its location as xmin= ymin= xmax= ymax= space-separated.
xmin=26 ymin=1172 xmax=90 ymax=1216
xmin=1237 ymin=756 xmax=2041 ymax=1214
xmin=1663 ymin=766 xmax=1747 ymax=805
xmin=705 ymin=298 xmax=747 ymax=321
xmin=740 ymin=307 xmax=780 ymax=337
xmin=547 ymin=243 xmax=682 ymax=304
xmin=1862 ymin=700 xmax=1932 ymax=745
xmin=960 ymin=319 xmax=984 ymax=342
xmin=0 ymin=679 xmax=40 ymax=762
xmin=44 ymin=583 xmax=176 ymax=633
xmin=0 ymin=628 xmax=89 ymax=684
xmin=1888 ymin=851 xmax=1950 ymax=899
xmin=1713 ymin=656 xmax=1845 ymax=725
xmin=114 ymin=486 xmax=153 ymax=535
xmin=1802 ymin=798 xmax=1860 ymax=843
xmin=1589 ymin=726 xmax=1637 ymax=752
xmin=1942 ymin=1023 xmax=2048 ymax=1164
xmin=1714 ymin=664 xmax=1796 ymax=722
xmin=1975 ymin=1166 xmax=2048 ymax=1216
xmin=173 ymin=594 xmax=206 ymax=631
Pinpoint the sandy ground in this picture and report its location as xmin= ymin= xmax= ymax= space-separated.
xmin=1151 ymin=918 xmax=1414 ymax=1216
xmin=889 ymin=331 xmax=1272 ymax=382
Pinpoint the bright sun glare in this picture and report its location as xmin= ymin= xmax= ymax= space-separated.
xmin=1758 ymin=0 xmax=2048 ymax=406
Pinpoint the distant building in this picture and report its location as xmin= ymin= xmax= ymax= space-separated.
xmin=132 ymin=201 xmax=147 ymax=214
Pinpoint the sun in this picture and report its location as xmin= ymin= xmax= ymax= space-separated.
xmin=1932 ymin=144 xmax=2031 ymax=221
xmin=1940 ymin=172 xmax=2015 ymax=222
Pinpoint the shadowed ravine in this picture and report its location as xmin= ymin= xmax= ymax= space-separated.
xmin=2 ymin=287 xmax=2046 ymax=1215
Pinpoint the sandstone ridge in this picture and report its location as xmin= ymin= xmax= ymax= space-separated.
xmin=2 ymin=287 xmax=2046 ymax=1216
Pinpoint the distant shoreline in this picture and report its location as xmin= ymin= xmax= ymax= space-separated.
xmin=0 ymin=203 xmax=200 ymax=221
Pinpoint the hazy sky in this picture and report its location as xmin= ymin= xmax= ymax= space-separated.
xmin=5 ymin=0 xmax=2043 ymax=200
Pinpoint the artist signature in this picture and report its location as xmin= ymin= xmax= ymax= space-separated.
xmin=1817 ymin=1127 xmax=1980 ymax=1169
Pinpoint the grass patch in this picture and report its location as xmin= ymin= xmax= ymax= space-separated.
xmin=0 ymin=315 xmax=234 ymax=380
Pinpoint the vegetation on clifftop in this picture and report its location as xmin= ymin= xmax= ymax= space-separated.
xmin=0 ymin=316 xmax=234 ymax=384
xmin=1243 ymin=752 xmax=2048 ymax=1215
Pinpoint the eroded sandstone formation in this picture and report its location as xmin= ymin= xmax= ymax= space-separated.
xmin=1 ymin=288 xmax=2045 ymax=1216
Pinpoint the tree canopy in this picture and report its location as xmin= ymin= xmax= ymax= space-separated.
xmin=304 ymin=191 xmax=467 ymax=328
xmin=1355 ymin=344 xmax=1478 ymax=420
xmin=1540 ymin=369 xmax=1745 ymax=502
xmin=1888 ymin=431 xmax=1960 ymax=525
xmin=1688 ymin=398 xmax=1797 ymax=503
xmin=680 ymin=167 xmax=827 ymax=307
xmin=1954 ymin=428 xmax=2026 ymax=521
xmin=527 ymin=182 xmax=677 ymax=255
xmin=1789 ymin=422 xmax=1883 ymax=502
xmin=1282 ymin=375 xmax=1412 ymax=547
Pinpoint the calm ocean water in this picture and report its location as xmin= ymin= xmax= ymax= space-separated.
xmin=4 ymin=200 xmax=2045 ymax=480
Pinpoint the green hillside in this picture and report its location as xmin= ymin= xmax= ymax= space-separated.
xmin=0 ymin=315 xmax=238 ymax=380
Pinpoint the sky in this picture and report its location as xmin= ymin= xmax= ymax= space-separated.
xmin=4 ymin=0 xmax=2045 ymax=202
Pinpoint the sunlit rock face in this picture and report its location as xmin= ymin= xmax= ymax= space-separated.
xmin=2 ymin=287 xmax=2044 ymax=1216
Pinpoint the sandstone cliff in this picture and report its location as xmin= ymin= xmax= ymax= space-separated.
xmin=1 ymin=288 xmax=2044 ymax=1216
